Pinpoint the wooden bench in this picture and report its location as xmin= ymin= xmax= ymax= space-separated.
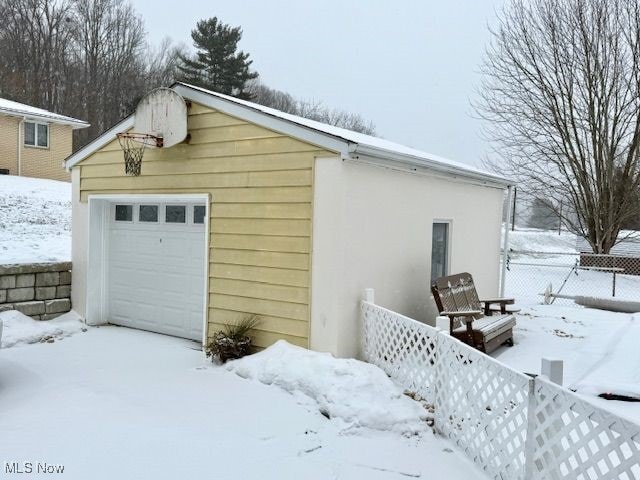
xmin=431 ymin=272 xmax=519 ymax=354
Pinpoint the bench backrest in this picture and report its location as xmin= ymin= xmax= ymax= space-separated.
xmin=431 ymin=272 xmax=483 ymax=315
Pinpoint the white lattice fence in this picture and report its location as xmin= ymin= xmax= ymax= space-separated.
xmin=530 ymin=377 xmax=640 ymax=480
xmin=362 ymin=300 xmax=438 ymax=403
xmin=361 ymin=294 xmax=640 ymax=480
xmin=435 ymin=333 xmax=531 ymax=479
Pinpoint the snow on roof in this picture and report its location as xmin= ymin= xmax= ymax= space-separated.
xmin=176 ymin=82 xmax=513 ymax=187
xmin=0 ymin=97 xmax=88 ymax=129
xmin=66 ymin=82 xmax=513 ymax=186
xmin=577 ymin=234 xmax=640 ymax=257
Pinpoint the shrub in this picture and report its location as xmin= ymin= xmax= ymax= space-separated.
xmin=205 ymin=315 xmax=259 ymax=363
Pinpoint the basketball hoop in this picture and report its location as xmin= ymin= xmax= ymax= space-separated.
xmin=116 ymin=88 xmax=188 ymax=176
xmin=116 ymin=133 xmax=162 ymax=176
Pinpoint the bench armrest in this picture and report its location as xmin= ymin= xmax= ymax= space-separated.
xmin=439 ymin=310 xmax=482 ymax=317
xmin=481 ymin=298 xmax=515 ymax=315
xmin=481 ymin=298 xmax=515 ymax=304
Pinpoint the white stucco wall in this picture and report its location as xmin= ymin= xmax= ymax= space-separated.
xmin=310 ymin=157 xmax=506 ymax=358
xmin=71 ymin=167 xmax=88 ymax=319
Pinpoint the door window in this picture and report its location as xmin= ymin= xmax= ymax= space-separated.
xmin=431 ymin=222 xmax=450 ymax=283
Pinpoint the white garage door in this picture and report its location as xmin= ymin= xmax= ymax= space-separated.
xmin=107 ymin=202 xmax=206 ymax=341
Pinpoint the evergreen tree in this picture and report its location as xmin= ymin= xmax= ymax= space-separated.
xmin=177 ymin=17 xmax=258 ymax=99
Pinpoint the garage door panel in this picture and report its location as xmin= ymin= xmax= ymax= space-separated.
xmin=107 ymin=201 xmax=206 ymax=341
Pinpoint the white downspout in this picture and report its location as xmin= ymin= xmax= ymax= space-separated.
xmin=500 ymin=185 xmax=514 ymax=297
xmin=17 ymin=116 xmax=25 ymax=176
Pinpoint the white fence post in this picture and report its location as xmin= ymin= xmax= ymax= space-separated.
xmin=523 ymin=377 xmax=537 ymax=480
xmin=541 ymin=358 xmax=563 ymax=385
xmin=363 ymin=288 xmax=375 ymax=304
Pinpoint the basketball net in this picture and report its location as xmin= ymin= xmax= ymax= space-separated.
xmin=116 ymin=133 xmax=162 ymax=176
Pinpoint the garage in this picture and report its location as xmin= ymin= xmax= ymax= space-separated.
xmin=85 ymin=196 xmax=208 ymax=342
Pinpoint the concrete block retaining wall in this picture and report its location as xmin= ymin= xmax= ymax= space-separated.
xmin=0 ymin=262 xmax=71 ymax=320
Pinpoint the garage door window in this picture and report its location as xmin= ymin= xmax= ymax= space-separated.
xmin=166 ymin=205 xmax=186 ymax=223
xmin=115 ymin=205 xmax=133 ymax=222
xmin=193 ymin=205 xmax=206 ymax=224
xmin=139 ymin=205 xmax=158 ymax=222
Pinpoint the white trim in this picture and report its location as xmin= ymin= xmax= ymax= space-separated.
xmin=202 ymin=195 xmax=211 ymax=348
xmin=346 ymin=150 xmax=513 ymax=189
xmin=500 ymin=186 xmax=514 ymax=297
xmin=88 ymin=193 xmax=207 ymax=202
xmin=65 ymin=116 xmax=134 ymax=170
xmin=172 ymin=84 xmax=351 ymax=155
xmin=86 ymin=193 xmax=210 ymax=344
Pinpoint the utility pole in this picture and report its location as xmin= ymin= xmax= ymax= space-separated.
xmin=511 ymin=187 xmax=517 ymax=231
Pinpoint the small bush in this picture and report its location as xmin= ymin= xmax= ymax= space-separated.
xmin=206 ymin=315 xmax=259 ymax=363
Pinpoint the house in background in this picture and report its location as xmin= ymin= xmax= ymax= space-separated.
xmin=65 ymin=82 xmax=513 ymax=358
xmin=0 ymin=98 xmax=88 ymax=182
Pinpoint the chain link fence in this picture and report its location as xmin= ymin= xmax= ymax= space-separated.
xmin=501 ymin=250 xmax=640 ymax=305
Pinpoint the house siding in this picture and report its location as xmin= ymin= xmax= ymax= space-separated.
xmin=74 ymin=102 xmax=334 ymax=349
xmin=0 ymin=115 xmax=72 ymax=181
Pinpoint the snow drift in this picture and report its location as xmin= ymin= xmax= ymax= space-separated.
xmin=226 ymin=340 xmax=428 ymax=434
xmin=0 ymin=310 xmax=85 ymax=348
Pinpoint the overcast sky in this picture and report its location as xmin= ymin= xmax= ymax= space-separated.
xmin=133 ymin=0 xmax=505 ymax=168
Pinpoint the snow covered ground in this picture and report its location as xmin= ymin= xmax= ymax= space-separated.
xmin=0 ymin=175 xmax=71 ymax=264
xmin=0 ymin=325 xmax=487 ymax=480
xmin=504 ymin=227 xmax=640 ymax=304
xmin=494 ymin=305 xmax=640 ymax=423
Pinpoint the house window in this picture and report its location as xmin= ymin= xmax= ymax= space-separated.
xmin=24 ymin=121 xmax=49 ymax=148
xmin=115 ymin=204 xmax=133 ymax=222
xmin=165 ymin=205 xmax=186 ymax=223
xmin=431 ymin=222 xmax=450 ymax=283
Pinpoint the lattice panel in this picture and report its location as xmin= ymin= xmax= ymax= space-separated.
xmin=360 ymin=298 xmax=640 ymax=480
xmin=531 ymin=378 xmax=640 ymax=480
xmin=361 ymin=301 xmax=438 ymax=402
xmin=434 ymin=333 xmax=531 ymax=480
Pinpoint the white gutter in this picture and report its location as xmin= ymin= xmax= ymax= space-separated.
xmin=0 ymin=107 xmax=88 ymax=129
xmin=348 ymin=144 xmax=515 ymax=189
xmin=500 ymin=185 xmax=514 ymax=296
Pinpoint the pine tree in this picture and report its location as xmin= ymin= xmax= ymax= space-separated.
xmin=177 ymin=17 xmax=258 ymax=99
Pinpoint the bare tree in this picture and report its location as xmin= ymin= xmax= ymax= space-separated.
xmin=478 ymin=0 xmax=640 ymax=253
xmin=0 ymin=0 xmax=179 ymax=149
xmin=249 ymin=81 xmax=376 ymax=135
xmin=0 ymin=0 xmax=75 ymax=111
xmin=72 ymin=0 xmax=147 ymax=144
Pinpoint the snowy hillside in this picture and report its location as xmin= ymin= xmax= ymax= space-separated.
xmin=506 ymin=227 xmax=577 ymax=253
xmin=0 ymin=175 xmax=71 ymax=264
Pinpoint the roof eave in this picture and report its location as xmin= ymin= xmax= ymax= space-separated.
xmin=348 ymin=144 xmax=515 ymax=189
xmin=0 ymin=107 xmax=89 ymax=129
xmin=64 ymin=116 xmax=133 ymax=170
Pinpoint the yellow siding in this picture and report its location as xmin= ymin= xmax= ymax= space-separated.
xmin=0 ymin=115 xmax=72 ymax=181
xmin=76 ymin=102 xmax=336 ymax=348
